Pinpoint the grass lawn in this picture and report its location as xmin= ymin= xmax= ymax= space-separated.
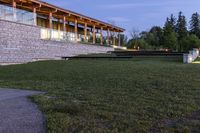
xmin=0 ymin=56 xmax=200 ymax=132
xmin=194 ymin=57 xmax=200 ymax=63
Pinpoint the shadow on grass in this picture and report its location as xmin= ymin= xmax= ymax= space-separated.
xmin=150 ymin=110 xmax=200 ymax=133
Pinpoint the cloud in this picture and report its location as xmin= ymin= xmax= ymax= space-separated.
xmin=100 ymin=1 xmax=179 ymax=9
xmin=108 ymin=17 xmax=130 ymax=23
xmin=102 ymin=3 xmax=138 ymax=9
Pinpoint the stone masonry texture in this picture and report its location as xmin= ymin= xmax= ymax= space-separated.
xmin=0 ymin=19 xmax=114 ymax=64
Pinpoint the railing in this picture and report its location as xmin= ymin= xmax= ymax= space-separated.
xmin=0 ymin=4 xmax=35 ymax=25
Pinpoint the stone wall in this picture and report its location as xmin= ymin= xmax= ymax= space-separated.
xmin=0 ymin=19 xmax=114 ymax=64
xmin=183 ymin=49 xmax=199 ymax=64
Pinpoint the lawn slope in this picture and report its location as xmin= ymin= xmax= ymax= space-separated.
xmin=0 ymin=57 xmax=200 ymax=132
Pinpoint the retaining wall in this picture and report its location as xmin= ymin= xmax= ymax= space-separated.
xmin=0 ymin=19 xmax=113 ymax=64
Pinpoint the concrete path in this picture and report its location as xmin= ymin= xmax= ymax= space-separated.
xmin=0 ymin=88 xmax=45 ymax=133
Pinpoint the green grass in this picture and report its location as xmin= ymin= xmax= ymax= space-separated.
xmin=195 ymin=57 xmax=200 ymax=61
xmin=0 ymin=57 xmax=200 ymax=132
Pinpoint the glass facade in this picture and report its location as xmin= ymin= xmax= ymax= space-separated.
xmin=41 ymin=28 xmax=80 ymax=42
xmin=0 ymin=4 xmax=103 ymax=44
xmin=0 ymin=4 xmax=35 ymax=25
xmin=0 ymin=4 xmax=78 ymax=42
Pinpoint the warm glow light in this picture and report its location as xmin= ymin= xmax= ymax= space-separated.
xmin=193 ymin=61 xmax=200 ymax=64
xmin=112 ymin=45 xmax=127 ymax=50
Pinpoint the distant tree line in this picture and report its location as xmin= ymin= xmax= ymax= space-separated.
xmin=127 ymin=12 xmax=200 ymax=52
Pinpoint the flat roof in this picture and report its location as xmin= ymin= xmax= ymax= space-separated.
xmin=0 ymin=0 xmax=125 ymax=32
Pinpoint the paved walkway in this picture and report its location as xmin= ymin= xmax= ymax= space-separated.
xmin=0 ymin=88 xmax=45 ymax=133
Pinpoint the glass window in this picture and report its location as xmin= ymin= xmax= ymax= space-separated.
xmin=0 ymin=4 xmax=35 ymax=25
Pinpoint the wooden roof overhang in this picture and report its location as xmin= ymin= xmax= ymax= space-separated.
xmin=0 ymin=0 xmax=125 ymax=32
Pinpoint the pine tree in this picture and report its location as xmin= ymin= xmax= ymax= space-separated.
xmin=163 ymin=17 xmax=177 ymax=50
xmin=190 ymin=12 xmax=200 ymax=38
xmin=169 ymin=14 xmax=177 ymax=31
xmin=164 ymin=17 xmax=173 ymax=33
xmin=176 ymin=12 xmax=188 ymax=51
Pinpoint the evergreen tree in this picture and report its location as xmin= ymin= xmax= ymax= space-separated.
xmin=176 ymin=12 xmax=188 ymax=51
xmin=163 ymin=18 xmax=177 ymax=50
xmin=169 ymin=14 xmax=177 ymax=31
xmin=176 ymin=12 xmax=188 ymax=39
xmin=190 ymin=12 xmax=200 ymax=38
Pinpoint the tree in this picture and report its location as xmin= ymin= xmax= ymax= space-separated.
xmin=128 ymin=28 xmax=141 ymax=49
xmin=149 ymin=26 xmax=163 ymax=47
xmin=180 ymin=34 xmax=200 ymax=51
xmin=163 ymin=18 xmax=178 ymax=50
xmin=129 ymin=28 xmax=140 ymax=39
xmin=139 ymin=31 xmax=148 ymax=38
xmin=127 ymin=38 xmax=150 ymax=49
xmin=136 ymin=39 xmax=150 ymax=49
xmin=143 ymin=33 xmax=156 ymax=47
xmin=164 ymin=17 xmax=173 ymax=32
xmin=137 ymin=27 xmax=164 ymax=49
xmin=120 ymin=34 xmax=128 ymax=46
xmin=169 ymin=14 xmax=177 ymax=31
xmin=176 ymin=12 xmax=188 ymax=39
xmin=163 ymin=32 xmax=177 ymax=50
xmin=176 ymin=12 xmax=188 ymax=51
xmin=190 ymin=12 xmax=200 ymax=38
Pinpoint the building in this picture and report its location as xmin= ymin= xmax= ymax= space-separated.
xmin=0 ymin=0 xmax=124 ymax=44
xmin=0 ymin=0 xmax=125 ymax=65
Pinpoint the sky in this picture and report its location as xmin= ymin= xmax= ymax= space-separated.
xmin=43 ymin=0 xmax=200 ymax=35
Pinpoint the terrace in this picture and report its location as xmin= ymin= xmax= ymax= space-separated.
xmin=0 ymin=0 xmax=125 ymax=45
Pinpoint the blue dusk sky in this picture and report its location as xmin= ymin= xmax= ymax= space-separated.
xmin=43 ymin=0 xmax=200 ymax=35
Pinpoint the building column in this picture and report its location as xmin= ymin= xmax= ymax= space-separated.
xmin=33 ymin=8 xmax=37 ymax=25
xmin=74 ymin=19 xmax=78 ymax=41
xmin=84 ymin=23 xmax=87 ymax=42
xmin=58 ymin=20 xmax=61 ymax=31
xmin=113 ymin=31 xmax=116 ymax=46
xmin=118 ymin=33 xmax=121 ymax=46
xmin=66 ymin=21 xmax=70 ymax=32
xmin=88 ymin=27 xmax=91 ymax=42
xmin=100 ymin=27 xmax=103 ymax=45
xmin=12 ymin=0 xmax=17 ymax=21
xmin=58 ymin=19 xmax=61 ymax=40
xmin=49 ymin=12 xmax=53 ymax=29
xmin=93 ymin=25 xmax=96 ymax=44
xmin=107 ymin=29 xmax=110 ymax=45
xmin=63 ymin=16 xmax=66 ymax=32
xmin=48 ymin=12 xmax=53 ymax=39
